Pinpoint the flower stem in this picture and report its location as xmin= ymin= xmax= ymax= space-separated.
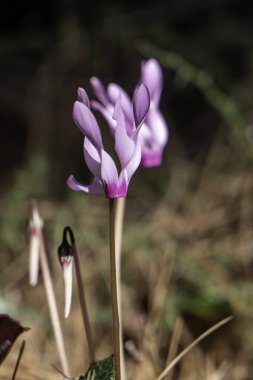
xmin=109 ymin=198 xmax=121 ymax=380
xmin=31 ymin=201 xmax=70 ymax=377
xmin=115 ymin=197 xmax=126 ymax=380
xmin=64 ymin=226 xmax=96 ymax=363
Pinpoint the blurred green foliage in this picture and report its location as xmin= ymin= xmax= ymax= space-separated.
xmin=81 ymin=356 xmax=114 ymax=380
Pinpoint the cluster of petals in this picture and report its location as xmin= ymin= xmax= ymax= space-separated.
xmin=91 ymin=58 xmax=168 ymax=168
xmin=67 ymin=84 xmax=150 ymax=198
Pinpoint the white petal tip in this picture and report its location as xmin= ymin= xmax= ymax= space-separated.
xmin=29 ymin=279 xmax=38 ymax=287
xmin=29 ymin=237 xmax=40 ymax=287
xmin=64 ymin=307 xmax=71 ymax=319
xmin=62 ymin=257 xmax=73 ymax=320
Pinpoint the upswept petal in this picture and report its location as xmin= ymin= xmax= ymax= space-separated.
xmin=67 ymin=175 xmax=105 ymax=195
xmin=91 ymin=100 xmax=116 ymax=132
xmin=146 ymin=108 xmax=169 ymax=147
xmin=141 ymin=149 xmax=162 ymax=168
xmin=118 ymin=169 xmax=128 ymax=197
xmin=83 ymin=138 xmax=101 ymax=179
xmin=141 ymin=59 xmax=163 ymax=105
xmin=73 ymin=101 xmax=103 ymax=149
xmin=124 ymin=138 xmax=142 ymax=181
xmin=108 ymin=83 xmax=133 ymax=122
xmin=114 ymin=96 xmax=135 ymax=168
xmin=133 ymin=83 xmax=150 ymax=127
xmin=100 ymin=149 xmax=119 ymax=198
xmin=77 ymin=87 xmax=90 ymax=108
xmin=138 ymin=121 xmax=152 ymax=141
xmin=90 ymin=76 xmax=109 ymax=106
xmin=112 ymin=93 xmax=124 ymax=122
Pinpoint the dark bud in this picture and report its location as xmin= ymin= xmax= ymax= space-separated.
xmin=57 ymin=227 xmax=74 ymax=264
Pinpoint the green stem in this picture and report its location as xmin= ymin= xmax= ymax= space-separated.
xmin=109 ymin=198 xmax=121 ymax=380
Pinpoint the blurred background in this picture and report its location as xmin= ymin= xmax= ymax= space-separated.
xmin=1 ymin=0 xmax=253 ymax=379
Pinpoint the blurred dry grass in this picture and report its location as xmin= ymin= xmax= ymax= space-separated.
xmin=1 ymin=126 xmax=253 ymax=379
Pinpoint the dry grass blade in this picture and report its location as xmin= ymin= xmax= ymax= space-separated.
xmin=87 ymin=370 xmax=95 ymax=380
xmin=11 ymin=340 xmax=26 ymax=380
xmin=51 ymin=362 xmax=68 ymax=377
xmin=165 ymin=317 xmax=184 ymax=380
xmin=156 ymin=316 xmax=233 ymax=380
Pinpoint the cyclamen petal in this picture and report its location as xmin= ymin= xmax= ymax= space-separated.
xmin=91 ymin=100 xmax=116 ymax=132
xmin=145 ymin=108 xmax=169 ymax=147
xmin=118 ymin=170 xmax=128 ymax=197
xmin=77 ymin=87 xmax=90 ymax=108
xmin=133 ymin=83 xmax=150 ymax=127
xmin=73 ymin=101 xmax=103 ymax=149
xmin=83 ymin=138 xmax=102 ymax=179
xmin=29 ymin=229 xmax=40 ymax=286
xmin=90 ymin=77 xmax=109 ymax=106
xmin=141 ymin=59 xmax=163 ymax=105
xmin=67 ymin=175 xmax=105 ymax=195
xmin=100 ymin=150 xmax=119 ymax=198
xmin=60 ymin=256 xmax=73 ymax=318
xmin=141 ymin=149 xmax=162 ymax=167
xmin=124 ymin=138 xmax=142 ymax=181
xmin=114 ymin=96 xmax=135 ymax=168
xmin=108 ymin=83 xmax=133 ymax=122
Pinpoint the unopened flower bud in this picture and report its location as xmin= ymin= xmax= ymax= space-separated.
xmin=28 ymin=205 xmax=43 ymax=286
xmin=58 ymin=229 xmax=74 ymax=318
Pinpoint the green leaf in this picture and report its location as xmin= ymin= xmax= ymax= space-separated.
xmin=80 ymin=355 xmax=115 ymax=380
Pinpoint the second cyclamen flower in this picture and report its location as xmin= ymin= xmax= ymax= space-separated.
xmin=91 ymin=58 xmax=169 ymax=168
xmin=67 ymin=84 xmax=150 ymax=198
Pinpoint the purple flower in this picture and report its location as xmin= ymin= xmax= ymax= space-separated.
xmin=90 ymin=58 xmax=168 ymax=168
xmin=67 ymin=85 xmax=150 ymax=198
xmin=139 ymin=59 xmax=169 ymax=167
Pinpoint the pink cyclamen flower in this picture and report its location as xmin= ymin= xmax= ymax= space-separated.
xmin=67 ymin=84 xmax=150 ymax=198
xmin=90 ymin=58 xmax=168 ymax=168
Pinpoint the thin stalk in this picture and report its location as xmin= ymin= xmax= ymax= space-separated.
xmin=115 ymin=197 xmax=126 ymax=380
xmin=109 ymin=198 xmax=121 ymax=380
xmin=156 ymin=316 xmax=233 ymax=380
xmin=11 ymin=341 xmax=26 ymax=380
xmin=165 ymin=317 xmax=184 ymax=380
xmin=31 ymin=201 xmax=70 ymax=377
xmin=115 ymin=197 xmax=125 ymax=276
xmin=64 ymin=226 xmax=95 ymax=362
